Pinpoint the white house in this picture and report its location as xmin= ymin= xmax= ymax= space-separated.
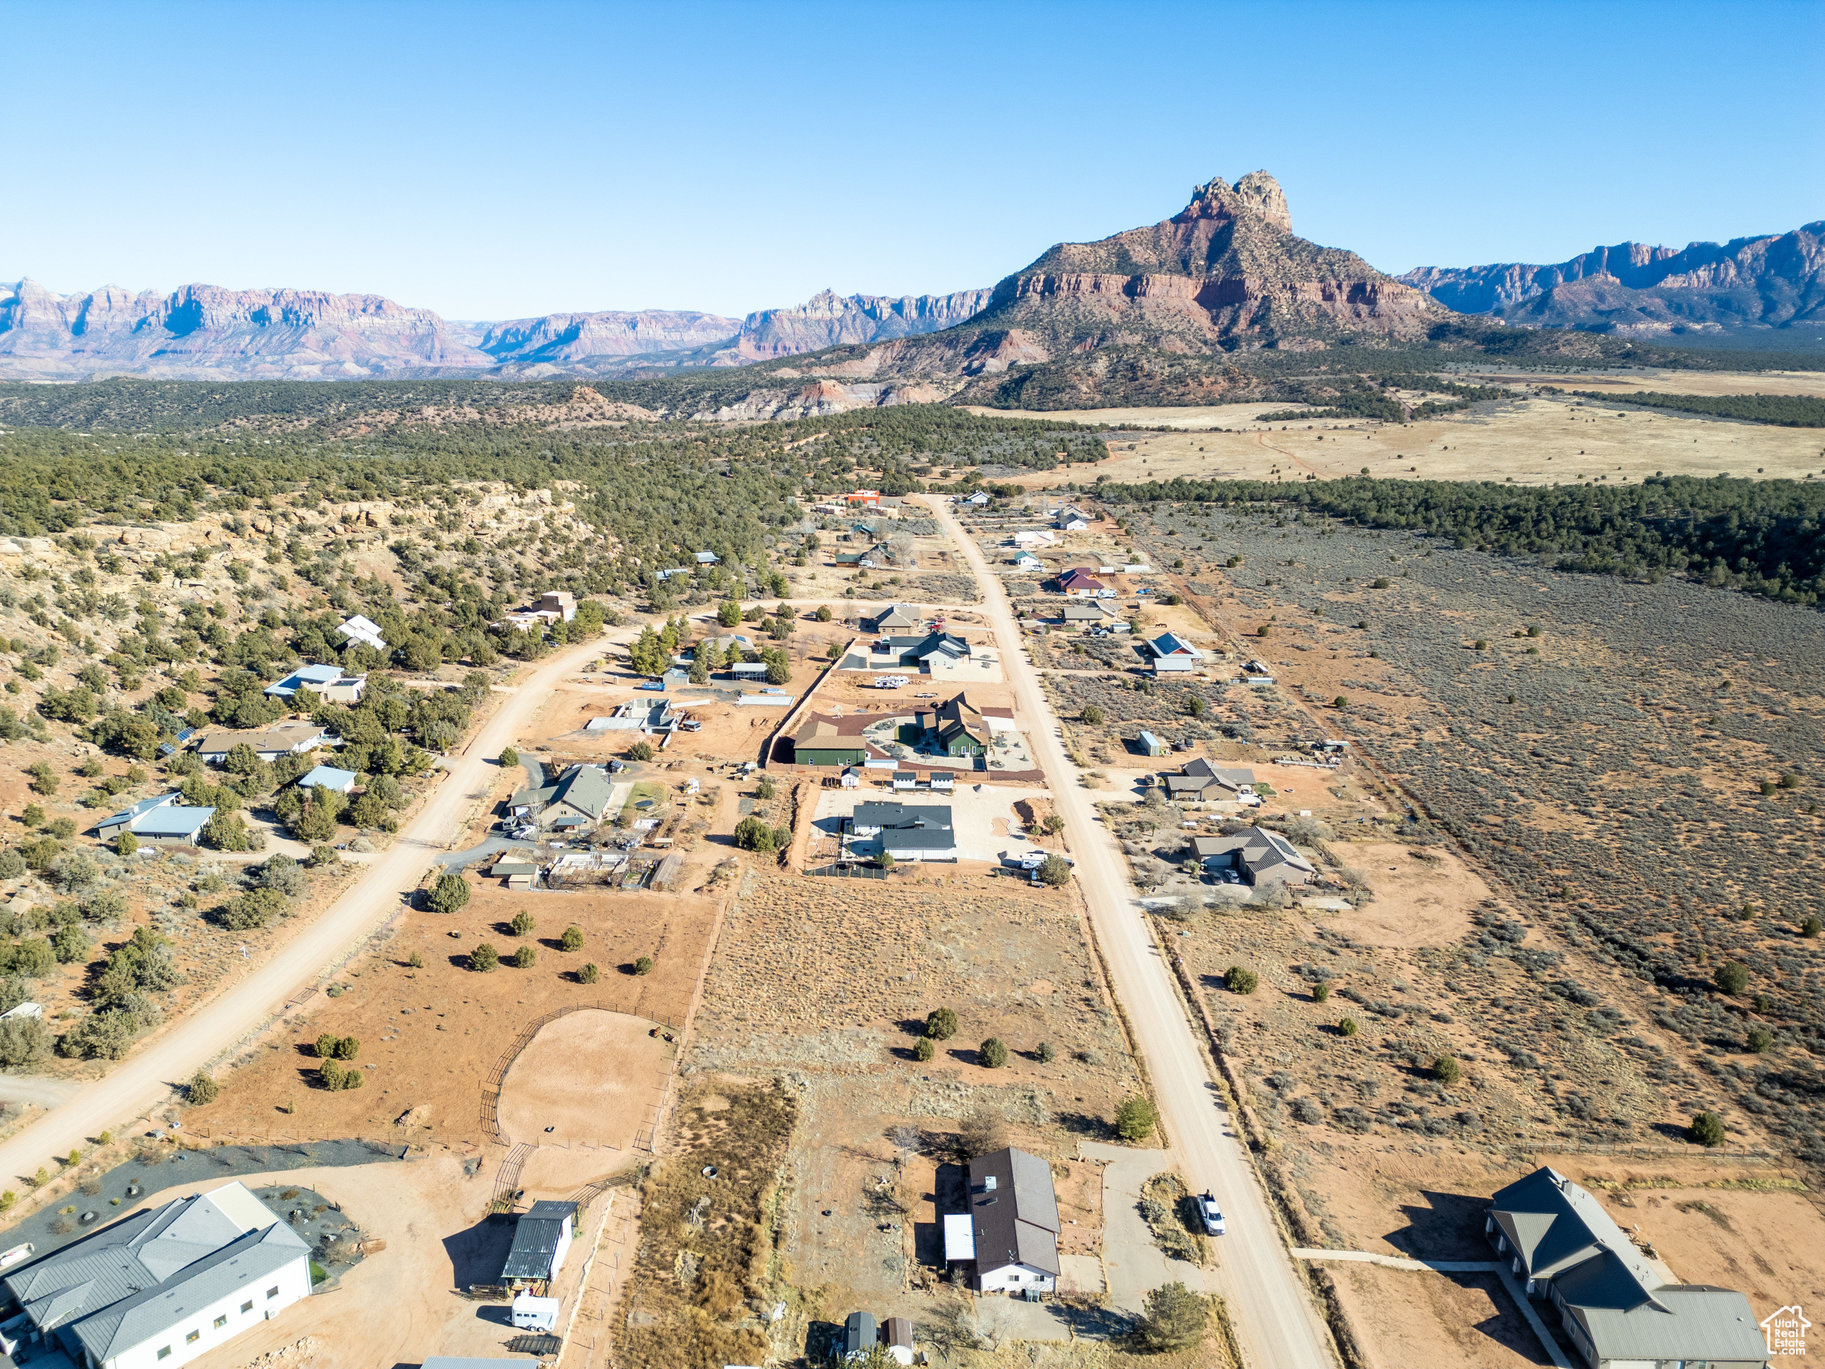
xmin=964 ymin=490 xmax=991 ymax=506
xmin=1 ymin=1181 xmax=311 ymax=1369
xmin=1054 ymin=506 xmax=1090 ymax=531
xmin=1012 ymin=553 xmax=1042 ymax=571
xmin=336 ymin=614 xmax=387 ymax=651
xmin=963 ymin=1148 xmax=1060 ymax=1294
xmin=264 ymin=663 xmax=366 ymax=704
xmin=1011 ymin=529 xmax=1057 ymax=549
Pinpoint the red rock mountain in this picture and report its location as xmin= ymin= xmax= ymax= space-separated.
xmin=961 ymin=171 xmax=1445 ymax=354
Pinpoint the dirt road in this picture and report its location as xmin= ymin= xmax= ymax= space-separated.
xmin=928 ymin=496 xmax=1338 ymax=1369
xmin=0 ymin=636 xmax=610 ymax=1190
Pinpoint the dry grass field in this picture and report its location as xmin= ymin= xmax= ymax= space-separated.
xmin=972 ymin=377 xmax=1825 ymax=487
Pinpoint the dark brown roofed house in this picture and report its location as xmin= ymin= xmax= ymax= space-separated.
xmin=964 ymin=1147 xmax=1060 ymax=1294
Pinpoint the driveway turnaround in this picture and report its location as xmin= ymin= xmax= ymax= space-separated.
xmin=928 ymin=496 xmax=1339 ymax=1369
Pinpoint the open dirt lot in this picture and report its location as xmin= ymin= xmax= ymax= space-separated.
xmin=1325 ymin=1264 xmax=1544 ymax=1369
xmin=979 ymin=385 xmax=1825 ymax=487
xmin=186 ymin=878 xmax=718 ymax=1162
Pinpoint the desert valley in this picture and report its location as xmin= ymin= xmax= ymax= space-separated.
xmin=0 ymin=49 xmax=1820 ymax=1369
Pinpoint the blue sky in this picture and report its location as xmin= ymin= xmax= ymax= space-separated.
xmin=2 ymin=0 xmax=1819 ymax=320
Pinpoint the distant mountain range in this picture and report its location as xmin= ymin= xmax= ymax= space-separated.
xmin=4 ymin=184 xmax=1819 ymax=385
xmin=1399 ymin=223 xmax=1824 ymax=337
xmin=0 ymin=279 xmax=998 ymax=381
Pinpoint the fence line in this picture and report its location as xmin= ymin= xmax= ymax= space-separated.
xmin=805 ymin=863 xmax=887 ymax=880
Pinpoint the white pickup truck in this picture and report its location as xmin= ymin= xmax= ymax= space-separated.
xmin=1198 ymin=1192 xmax=1226 ymax=1236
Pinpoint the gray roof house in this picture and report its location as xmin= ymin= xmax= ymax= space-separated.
xmin=841 ymin=1311 xmax=878 ymax=1361
xmin=1190 ymin=827 xmax=1315 ymax=886
xmin=848 ymin=802 xmax=958 ymax=862
xmin=2 ymin=1180 xmax=312 ymax=1369
xmin=964 ymin=1147 xmax=1060 ymax=1294
xmin=1488 ymin=1167 xmax=1769 ymax=1369
xmin=1163 ymin=758 xmax=1257 ymax=802
xmin=501 ymin=1201 xmax=578 ymax=1290
xmin=509 ymin=764 xmax=617 ymax=832
xmin=96 ymin=793 xmax=214 ymax=846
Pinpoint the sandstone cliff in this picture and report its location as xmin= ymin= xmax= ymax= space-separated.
xmin=1400 ymin=222 xmax=1825 ymax=335
xmin=730 ymin=288 xmax=994 ymax=359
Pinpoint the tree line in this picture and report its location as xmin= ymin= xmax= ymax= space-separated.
xmin=1095 ymin=473 xmax=1825 ymax=605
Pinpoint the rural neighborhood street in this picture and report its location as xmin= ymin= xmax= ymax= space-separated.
xmin=929 ymin=495 xmax=1340 ymax=1369
xmin=0 ymin=636 xmax=609 ymax=1190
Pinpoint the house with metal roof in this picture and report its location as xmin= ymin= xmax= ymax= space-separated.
xmin=847 ymin=803 xmax=957 ymax=862
xmin=95 ymin=793 xmax=180 ymax=841
xmin=95 ymin=793 xmax=214 ymax=846
xmin=336 ymin=614 xmax=386 ymax=651
xmin=694 ymin=550 xmax=719 ymax=565
xmin=263 ymin=663 xmax=366 ymax=704
xmin=1054 ymin=568 xmax=1110 ymax=598
xmin=961 ymin=1147 xmax=1060 ymax=1294
xmin=1488 ymin=1167 xmax=1769 ymax=1369
xmin=1 ymin=1180 xmax=311 ymax=1369
xmin=871 ymin=632 xmax=971 ymax=671
xmin=297 ymin=765 xmax=358 ymax=795
xmin=841 ymin=1311 xmax=878 ymax=1362
xmin=1054 ymin=505 xmax=1091 ymax=531
xmin=1190 ymin=827 xmax=1315 ymax=887
xmin=509 ymin=765 xmax=616 ymax=832
xmin=501 ymin=1201 xmax=577 ymax=1293
xmin=1146 ymin=632 xmax=1203 ymax=675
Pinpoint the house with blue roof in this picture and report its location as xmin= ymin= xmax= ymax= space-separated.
xmin=95 ymin=794 xmax=214 ymax=846
xmin=297 ymin=765 xmax=358 ymax=795
xmin=1 ymin=1180 xmax=312 ymax=1369
xmin=264 ymin=663 xmax=366 ymax=704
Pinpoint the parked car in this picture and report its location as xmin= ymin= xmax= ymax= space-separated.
xmin=1198 ymin=1192 xmax=1226 ymax=1236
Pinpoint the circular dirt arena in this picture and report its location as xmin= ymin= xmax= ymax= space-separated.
xmin=497 ymin=1010 xmax=676 ymax=1150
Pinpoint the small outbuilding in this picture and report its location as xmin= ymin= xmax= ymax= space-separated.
xmin=501 ymin=1201 xmax=578 ymax=1292
xmin=1138 ymin=731 xmax=1168 ymax=757
xmin=841 ymin=1311 xmax=878 ymax=1361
